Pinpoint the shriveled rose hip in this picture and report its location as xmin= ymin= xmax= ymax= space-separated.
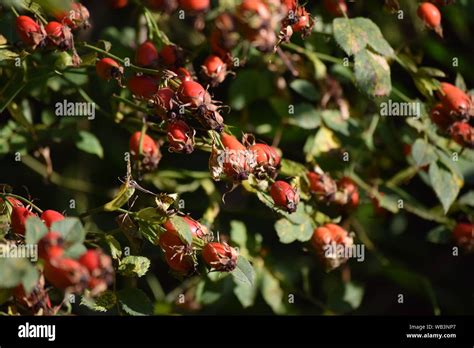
xmin=338 ymin=177 xmax=359 ymax=208
xmin=38 ymin=231 xmax=64 ymax=260
xmin=96 ymin=58 xmax=123 ymax=81
xmin=177 ymin=80 xmax=210 ymax=107
xmin=249 ymin=143 xmax=281 ymax=168
xmin=438 ymin=83 xmax=471 ymax=116
xmin=311 ymin=223 xmax=353 ymax=270
xmin=167 ymin=120 xmax=195 ymax=154
xmin=270 ymin=180 xmax=299 ymax=213
xmin=44 ymin=257 xmax=89 ymax=292
xmin=16 ymin=16 xmax=44 ymax=47
xmin=202 ymin=242 xmax=238 ymax=272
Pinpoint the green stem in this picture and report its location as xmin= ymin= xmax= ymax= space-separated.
xmin=0 ymin=193 xmax=43 ymax=213
xmin=21 ymin=155 xmax=98 ymax=194
xmin=78 ymin=42 xmax=161 ymax=75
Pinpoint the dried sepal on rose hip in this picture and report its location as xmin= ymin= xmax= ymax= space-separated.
xmin=452 ymin=222 xmax=474 ymax=252
xmin=53 ymin=2 xmax=90 ymax=30
xmin=202 ymin=242 xmax=238 ymax=272
xmin=96 ymin=58 xmax=124 ymax=82
xmin=311 ymin=223 xmax=354 ymax=271
xmin=129 ymin=131 xmax=162 ymax=171
xmin=417 ymin=2 xmax=443 ymax=37
xmin=166 ymin=119 xmax=195 ymax=154
xmin=43 ymin=257 xmax=90 ymax=293
xmin=79 ymin=249 xmax=114 ymax=296
xmin=13 ymin=274 xmax=56 ymax=315
xmin=44 ymin=21 xmax=73 ymax=50
xmin=154 ymin=87 xmax=176 ymax=119
xmin=16 ymin=16 xmax=46 ymax=49
xmin=270 ymin=180 xmax=299 ymax=213
xmin=333 ymin=177 xmax=360 ymax=209
xmin=210 ymin=13 xmax=239 ymax=58
xmin=449 ymin=121 xmax=474 ymax=148
xmin=201 ymin=55 xmax=230 ymax=86
xmin=158 ymin=216 xmax=209 ymax=256
xmin=430 ymin=102 xmax=452 ymax=130
xmin=38 ymin=231 xmax=64 ymax=260
xmin=243 ymin=134 xmax=281 ymax=179
xmin=159 ymin=44 xmax=184 ymax=68
xmin=437 ymin=83 xmax=473 ymax=118
xmin=209 ymin=133 xmax=253 ymax=182
xmin=158 ymin=216 xmax=209 ymax=275
xmin=306 ymin=169 xmax=337 ymax=201
xmin=236 ymin=0 xmax=279 ymax=53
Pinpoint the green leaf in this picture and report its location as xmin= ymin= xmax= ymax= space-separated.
xmin=51 ymin=218 xmax=86 ymax=245
xmin=320 ymin=110 xmax=349 ymax=136
xmin=333 ymin=17 xmax=394 ymax=57
xmin=426 ymin=225 xmax=451 ymax=244
xmin=458 ymin=191 xmax=474 ymax=207
xmin=354 ymin=49 xmax=391 ymax=97
xmin=25 ymin=217 xmax=48 ymax=245
xmin=230 ymin=220 xmax=247 ymax=250
xmin=411 ymin=139 xmax=438 ymax=167
xmin=118 ymin=256 xmax=151 ymax=278
xmin=104 ymin=182 xmax=135 ymax=211
xmin=231 ymin=256 xmax=255 ymax=287
xmin=279 ymin=159 xmax=307 ymax=177
xmin=0 ymin=48 xmax=19 ymax=61
xmin=228 ymin=69 xmax=274 ymax=110
xmin=63 ymin=243 xmax=87 ymax=259
xmin=234 ymin=280 xmax=257 ymax=308
xmin=104 ymin=235 xmax=122 ymax=260
xmin=117 ymin=288 xmax=153 ymax=316
xmin=261 ymin=269 xmax=285 ymax=314
xmin=274 ymin=216 xmax=313 ymax=244
xmin=75 ymin=131 xmax=104 ymax=159
xmin=0 ymin=256 xmax=37 ymax=290
xmin=288 ymin=103 xmax=321 ymax=129
xmin=429 ymin=162 xmax=462 ymax=214
xmin=81 ymin=290 xmax=117 ymax=312
xmin=325 ymin=276 xmax=364 ymax=313
xmin=168 ymin=216 xmax=192 ymax=245
xmin=289 ymin=80 xmax=319 ymax=101
xmin=304 ymin=126 xmax=341 ymax=159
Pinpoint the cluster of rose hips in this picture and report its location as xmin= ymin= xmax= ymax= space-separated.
xmin=157 ymin=215 xmax=238 ymax=274
xmin=96 ymin=39 xmax=235 ymax=172
xmin=208 ymin=0 xmax=314 ymax=56
xmin=430 ymin=82 xmax=473 ymax=148
xmin=108 ymin=0 xmax=211 ymax=15
xmin=15 ymin=2 xmax=90 ymax=65
xmin=1 ymin=196 xmax=113 ymax=314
